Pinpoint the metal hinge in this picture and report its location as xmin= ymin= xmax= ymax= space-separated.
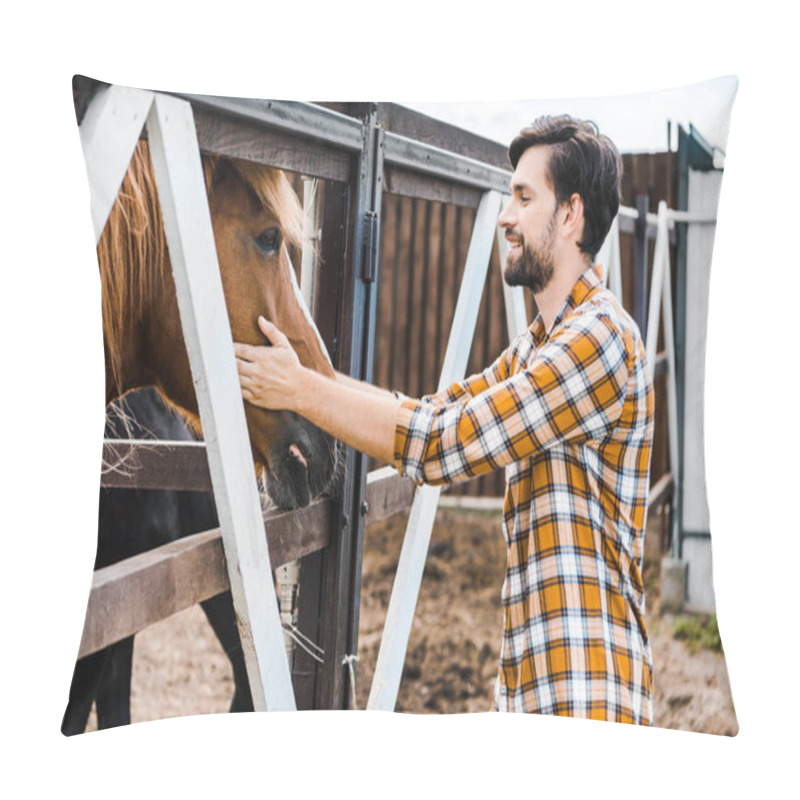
xmin=362 ymin=210 xmax=378 ymax=283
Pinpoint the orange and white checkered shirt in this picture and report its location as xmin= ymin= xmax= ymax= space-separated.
xmin=393 ymin=264 xmax=654 ymax=723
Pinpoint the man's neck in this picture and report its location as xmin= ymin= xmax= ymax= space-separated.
xmin=534 ymin=256 xmax=592 ymax=333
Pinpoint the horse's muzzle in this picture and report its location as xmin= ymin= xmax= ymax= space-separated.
xmin=261 ymin=417 xmax=339 ymax=511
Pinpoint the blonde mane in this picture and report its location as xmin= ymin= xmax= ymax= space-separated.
xmin=98 ymin=140 xmax=304 ymax=398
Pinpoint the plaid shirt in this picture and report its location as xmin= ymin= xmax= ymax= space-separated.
xmin=393 ymin=264 xmax=654 ymax=724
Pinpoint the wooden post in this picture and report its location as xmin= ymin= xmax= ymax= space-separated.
xmin=292 ymin=177 xmax=350 ymax=710
xmin=294 ymin=104 xmax=384 ymax=710
xmin=659 ymin=210 xmax=681 ymax=560
xmin=634 ymin=194 xmax=650 ymax=335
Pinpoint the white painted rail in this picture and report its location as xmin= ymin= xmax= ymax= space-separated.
xmin=597 ymin=214 xmax=623 ymax=299
xmin=645 ymin=201 xmax=681 ymax=558
xmin=367 ymin=190 xmax=505 ymax=711
xmin=79 ymin=85 xmax=155 ymax=244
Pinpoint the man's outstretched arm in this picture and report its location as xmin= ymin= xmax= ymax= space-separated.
xmin=234 ymin=317 xmax=401 ymax=466
xmin=333 ymin=369 xmax=397 ymax=399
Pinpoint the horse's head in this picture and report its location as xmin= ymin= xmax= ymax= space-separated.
xmin=203 ymin=157 xmax=340 ymax=510
xmin=100 ymin=143 xmax=341 ymax=510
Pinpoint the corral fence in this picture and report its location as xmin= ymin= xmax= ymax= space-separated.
xmin=72 ymin=79 xmax=698 ymax=713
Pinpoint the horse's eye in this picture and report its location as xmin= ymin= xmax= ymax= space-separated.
xmin=255 ymin=227 xmax=281 ymax=255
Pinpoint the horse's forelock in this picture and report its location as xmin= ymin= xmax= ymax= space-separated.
xmin=221 ymin=158 xmax=304 ymax=250
xmin=201 ymin=155 xmax=303 ymax=250
xmin=99 ymin=143 xmax=305 ymax=402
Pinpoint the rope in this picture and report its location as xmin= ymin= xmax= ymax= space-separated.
xmin=276 ymin=619 xmax=358 ymax=709
xmin=342 ymin=653 xmax=359 ymax=709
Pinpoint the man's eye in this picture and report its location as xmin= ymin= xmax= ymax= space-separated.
xmin=255 ymin=228 xmax=281 ymax=254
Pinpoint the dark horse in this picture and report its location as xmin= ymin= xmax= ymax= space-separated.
xmin=61 ymin=388 xmax=252 ymax=734
xmin=63 ymin=127 xmax=340 ymax=733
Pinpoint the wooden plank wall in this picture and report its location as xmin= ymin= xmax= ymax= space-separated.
xmin=620 ymin=152 xmax=678 ymax=499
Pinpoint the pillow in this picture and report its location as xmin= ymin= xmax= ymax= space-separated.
xmin=64 ymin=75 xmax=738 ymax=738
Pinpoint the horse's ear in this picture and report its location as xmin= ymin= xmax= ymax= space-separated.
xmin=204 ymin=156 xmax=234 ymax=194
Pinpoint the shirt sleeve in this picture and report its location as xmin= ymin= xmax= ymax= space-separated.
xmin=393 ymin=312 xmax=629 ymax=485
xmin=418 ymin=347 xmax=512 ymax=407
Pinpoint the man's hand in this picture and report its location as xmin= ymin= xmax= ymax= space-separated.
xmin=234 ymin=315 xmax=402 ymax=466
xmin=234 ymin=316 xmax=304 ymax=411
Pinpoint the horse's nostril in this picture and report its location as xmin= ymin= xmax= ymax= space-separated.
xmin=288 ymin=443 xmax=308 ymax=469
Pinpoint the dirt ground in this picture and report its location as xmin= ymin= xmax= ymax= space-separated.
xmin=83 ymin=503 xmax=738 ymax=735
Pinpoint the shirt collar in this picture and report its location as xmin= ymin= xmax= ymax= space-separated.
xmin=530 ymin=263 xmax=604 ymax=346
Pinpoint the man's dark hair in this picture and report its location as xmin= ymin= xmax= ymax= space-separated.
xmin=508 ymin=115 xmax=621 ymax=260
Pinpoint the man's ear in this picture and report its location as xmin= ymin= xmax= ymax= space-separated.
xmin=561 ymin=192 xmax=585 ymax=242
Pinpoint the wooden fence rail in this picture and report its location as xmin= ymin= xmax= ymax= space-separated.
xmin=81 ymin=464 xmax=414 ymax=659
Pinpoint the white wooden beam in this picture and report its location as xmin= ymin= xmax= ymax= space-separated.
xmin=286 ymin=244 xmax=332 ymax=368
xmin=597 ymin=215 xmax=623 ymax=300
xmin=435 ymin=191 xmax=504 ymax=391
xmin=660 ymin=219 xmax=681 ymax=559
xmin=643 ymin=202 xmax=681 ymax=557
xmin=367 ymin=190 xmax=503 ymax=711
xmin=301 ymin=177 xmax=320 ymax=309
xmin=79 ymin=85 xmax=155 ymax=244
xmin=645 ymin=202 xmax=669 ymax=371
xmin=146 ymin=92 xmax=295 ymax=711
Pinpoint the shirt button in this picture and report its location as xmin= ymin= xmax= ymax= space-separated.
xmin=499 ymin=684 xmax=507 ymax=695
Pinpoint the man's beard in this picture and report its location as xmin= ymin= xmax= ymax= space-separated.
xmin=503 ymin=214 xmax=557 ymax=294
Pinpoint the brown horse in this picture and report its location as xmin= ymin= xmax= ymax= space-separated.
xmin=99 ymin=140 xmax=340 ymax=509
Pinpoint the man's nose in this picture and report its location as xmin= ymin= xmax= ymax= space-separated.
xmin=498 ymin=199 xmax=514 ymax=229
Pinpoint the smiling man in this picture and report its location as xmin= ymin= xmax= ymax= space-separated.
xmin=234 ymin=115 xmax=655 ymax=724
